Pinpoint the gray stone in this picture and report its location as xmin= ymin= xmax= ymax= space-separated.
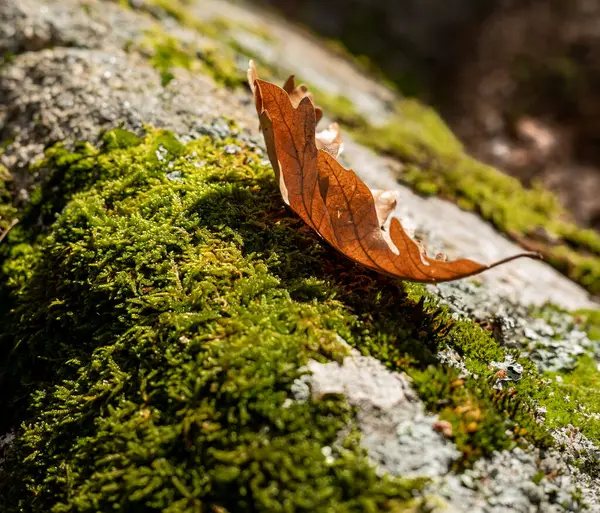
xmin=435 ymin=444 xmax=595 ymax=513
xmin=432 ymin=280 xmax=599 ymax=373
xmin=0 ymin=47 xmax=257 ymax=193
xmin=0 ymin=431 xmax=15 ymax=470
xmin=306 ymin=351 xmax=461 ymax=478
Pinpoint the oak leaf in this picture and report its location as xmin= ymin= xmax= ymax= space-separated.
xmin=248 ymin=61 xmax=539 ymax=283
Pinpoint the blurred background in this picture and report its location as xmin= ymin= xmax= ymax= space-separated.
xmin=252 ymin=0 xmax=600 ymax=231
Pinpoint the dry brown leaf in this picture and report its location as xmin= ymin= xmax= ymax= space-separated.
xmin=248 ymin=60 xmax=540 ymax=283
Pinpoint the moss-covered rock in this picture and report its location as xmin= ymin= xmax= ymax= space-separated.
xmin=5 ymin=0 xmax=598 ymax=297
xmin=1 ymin=0 xmax=599 ymax=510
xmin=0 ymin=129 xmax=423 ymax=511
xmin=0 ymin=128 xmax=597 ymax=510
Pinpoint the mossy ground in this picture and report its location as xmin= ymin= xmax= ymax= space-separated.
xmin=135 ymin=27 xmax=244 ymax=89
xmin=117 ymin=0 xmax=247 ymax=89
xmin=1 ymin=0 xmax=598 ymax=507
xmin=1 ymin=127 xmax=598 ymax=510
xmin=544 ymin=355 xmax=600 ymax=444
xmin=0 ymin=129 xmax=423 ymax=512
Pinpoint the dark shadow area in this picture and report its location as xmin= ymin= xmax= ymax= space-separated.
xmin=256 ymin=0 xmax=497 ymax=98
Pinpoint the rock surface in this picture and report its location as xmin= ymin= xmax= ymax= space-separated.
xmin=302 ymin=348 xmax=461 ymax=478
xmin=1 ymin=0 xmax=598 ymax=511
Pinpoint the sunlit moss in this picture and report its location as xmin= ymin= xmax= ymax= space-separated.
xmin=576 ymin=309 xmax=600 ymax=340
xmin=144 ymin=30 xmax=197 ymax=85
xmin=540 ymin=355 xmax=600 ymax=445
xmin=3 ymin=128 xmax=598 ymax=511
xmin=136 ymin=28 xmax=244 ymax=88
xmin=0 ymin=129 xmax=424 ymax=511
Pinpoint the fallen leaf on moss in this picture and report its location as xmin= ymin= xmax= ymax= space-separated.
xmin=248 ymin=60 xmax=539 ymax=283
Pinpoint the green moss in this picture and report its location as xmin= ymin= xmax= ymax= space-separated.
xmin=145 ymin=0 xmax=192 ymax=24
xmin=145 ymin=31 xmax=196 ymax=85
xmin=518 ymin=306 xmax=600 ymax=451
xmin=197 ymin=46 xmax=244 ymax=89
xmin=1 ymin=51 xmax=15 ymax=67
xmin=1 ymin=127 xmax=596 ymax=509
xmin=113 ymin=0 xmax=200 ymax=31
xmin=353 ymin=292 xmax=553 ymax=463
xmin=110 ymin=0 xmax=244 ymax=89
xmin=575 ymin=309 xmax=600 ymax=341
xmin=0 ymin=129 xmax=425 ymax=511
xmin=547 ymin=246 xmax=600 ymax=293
xmin=102 ymin=128 xmax=144 ymax=151
xmin=133 ymin=0 xmax=242 ymax=45
xmin=315 ymin=92 xmax=368 ymax=129
xmin=137 ymin=29 xmax=244 ymax=89
xmin=539 ymin=355 xmax=600 ymax=445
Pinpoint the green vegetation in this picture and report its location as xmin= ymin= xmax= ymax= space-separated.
xmin=538 ymin=308 xmax=600 ymax=449
xmin=115 ymin=0 xmax=203 ymax=32
xmin=523 ymin=305 xmax=600 ymax=446
xmin=145 ymin=31 xmax=196 ymax=85
xmin=576 ymin=309 xmax=600 ymax=340
xmin=1 ymin=51 xmax=15 ymax=67
xmin=0 ymin=129 xmax=423 ymax=511
xmin=136 ymin=28 xmax=245 ymax=88
xmin=111 ymin=0 xmax=246 ymax=88
xmin=2 ymin=0 xmax=599 ymax=506
xmin=1 ymin=128 xmax=598 ymax=510
xmin=543 ymin=355 xmax=600 ymax=445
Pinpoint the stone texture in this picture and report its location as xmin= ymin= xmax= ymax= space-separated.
xmin=301 ymin=350 xmax=600 ymax=512
xmin=0 ymin=47 xmax=257 ymax=189
xmin=437 ymin=445 xmax=596 ymax=513
xmin=431 ymin=279 xmax=599 ymax=373
xmin=302 ymin=349 xmax=461 ymax=478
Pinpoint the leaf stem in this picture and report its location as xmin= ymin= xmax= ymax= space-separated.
xmin=486 ymin=251 xmax=542 ymax=270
